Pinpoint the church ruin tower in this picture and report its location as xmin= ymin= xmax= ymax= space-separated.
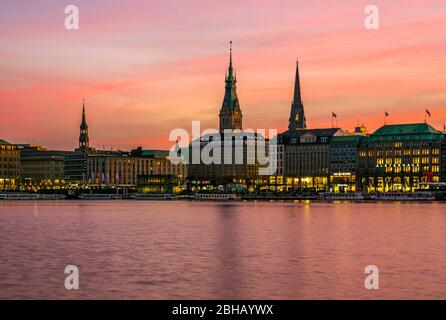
xmin=219 ymin=41 xmax=243 ymax=132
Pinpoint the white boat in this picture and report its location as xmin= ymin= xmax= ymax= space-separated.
xmin=0 ymin=193 xmax=40 ymax=200
xmin=193 ymin=193 xmax=241 ymax=201
xmin=324 ymin=192 xmax=364 ymax=200
xmin=79 ymin=194 xmax=123 ymax=200
xmin=370 ymin=192 xmax=435 ymax=201
xmin=39 ymin=194 xmax=66 ymax=200
xmin=132 ymin=194 xmax=176 ymax=200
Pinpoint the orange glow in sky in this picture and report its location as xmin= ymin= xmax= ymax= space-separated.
xmin=1 ymin=0 xmax=445 ymax=150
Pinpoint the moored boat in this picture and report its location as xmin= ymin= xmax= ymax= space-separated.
xmin=370 ymin=191 xmax=435 ymax=201
xmin=79 ymin=194 xmax=123 ymax=200
xmin=193 ymin=193 xmax=241 ymax=201
xmin=323 ymin=192 xmax=364 ymax=200
xmin=131 ymin=194 xmax=176 ymax=200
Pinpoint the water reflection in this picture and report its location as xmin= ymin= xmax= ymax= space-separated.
xmin=1 ymin=201 xmax=446 ymax=299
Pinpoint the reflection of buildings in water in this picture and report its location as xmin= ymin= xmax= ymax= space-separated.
xmin=214 ymin=204 xmax=242 ymax=298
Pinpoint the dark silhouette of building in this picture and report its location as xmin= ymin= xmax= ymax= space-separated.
xmin=78 ymin=100 xmax=90 ymax=151
xmin=288 ymin=60 xmax=306 ymax=130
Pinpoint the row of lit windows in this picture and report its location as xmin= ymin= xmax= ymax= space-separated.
xmin=375 ymin=157 xmax=439 ymax=165
xmin=360 ymin=149 xmax=438 ymax=157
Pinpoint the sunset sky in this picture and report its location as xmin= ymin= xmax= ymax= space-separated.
xmin=1 ymin=0 xmax=445 ymax=150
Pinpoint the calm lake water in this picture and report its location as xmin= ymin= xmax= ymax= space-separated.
xmin=1 ymin=200 xmax=446 ymax=299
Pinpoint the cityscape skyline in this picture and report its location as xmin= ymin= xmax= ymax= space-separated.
xmin=1 ymin=0 xmax=446 ymax=151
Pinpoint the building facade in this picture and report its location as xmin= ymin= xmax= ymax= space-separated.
xmin=329 ymin=133 xmax=366 ymax=193
xmin=65 ymin=103 xmax=187 ymax=191
xmin=358 ymin=123 xmax=446 ymax=192
xmin=279 ymin=128 xmax=342 ymax=191
xmin=0 ymin=140 xmax=20 ymax=191
xmin=188 ymin=43 xmax=269 ymax=192
xmin=19 ymin=145 xmax=68 ymax=191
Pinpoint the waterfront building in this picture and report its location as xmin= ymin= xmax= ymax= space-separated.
xmin=329 ymin=129 xmax=367 ymax=193
xmin=278 ymin=61 xmax=342 ymax=191
xmin=64 ymin=151 xmax=88 ymax=186
xmin=65 ymin=104 xmax=187 ymax=191
xmin=137 ymin=174 xmax=183 ymax=194
xmin=0 ymin=140 xmax=20 ymax=191
xmin=188 ymin=132 xmax=269 ymax=192
xmin=279 ymin=128 xmax=342 ymax=191
xmin=358 ymin=123 xmax=446 ymax=192
xmin=66 ymin=148 xmax=187 ymax=190
xmin=19 ymin=145 xmax=69 ymax=191
xmin=187 ymin=42 xmax=269 ymax=192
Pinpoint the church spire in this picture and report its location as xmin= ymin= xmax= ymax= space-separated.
xmin=227 ymin=40 xmax=234 ymax=80
xmin=219 ymin=41 xmax=242 ymax=132
xmin=79 ymin=99 xmax=90 ymax=150
xmin=293 ymin=59 xmax=302 ymax=104
xmin=288 ymin=60 xmax=306 ymax=130
xmin=81 ymin=99 xmax=87 ymax=129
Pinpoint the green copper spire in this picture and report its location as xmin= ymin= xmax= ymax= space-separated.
xmin=228 ymin=40 xmax=234 ymax=80
xmin=219 ymin=41 xmax=242 ymax=131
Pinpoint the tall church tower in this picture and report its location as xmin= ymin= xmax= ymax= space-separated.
xmin=219 ymin=41 xmax=243 ymax=132
xmin=288 ymin=60 xmax=306 ymax=130
xmin=79 ymin=100 xmax=90 ymax=150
